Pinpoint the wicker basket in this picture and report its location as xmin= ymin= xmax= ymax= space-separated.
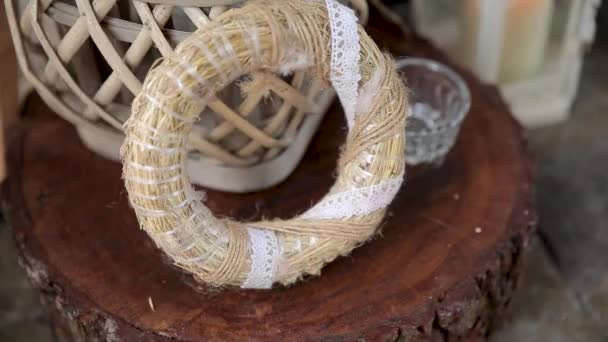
xmin=5 ymin=0 xmax=368 ymax=192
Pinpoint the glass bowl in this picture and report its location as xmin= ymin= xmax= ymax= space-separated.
xmin=397 ymin=58 xmax=471 ymax=165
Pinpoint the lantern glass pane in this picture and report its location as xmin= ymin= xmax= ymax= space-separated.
xmin=411 ymin=0 xmax=462 ymax=54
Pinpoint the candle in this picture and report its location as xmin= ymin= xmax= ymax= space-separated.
xmin=461 ymin=0 xmax=554 ymax=83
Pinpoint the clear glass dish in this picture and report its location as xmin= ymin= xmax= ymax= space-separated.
xmin=397 ymin=57 xmax=471 ymax=165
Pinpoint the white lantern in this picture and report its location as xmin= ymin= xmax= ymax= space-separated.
xmin=412 ymin=0 xmax=602 ymax=127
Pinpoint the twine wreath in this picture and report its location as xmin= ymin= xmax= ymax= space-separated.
xmin=121 ymin=0 xmax=408 ymax=288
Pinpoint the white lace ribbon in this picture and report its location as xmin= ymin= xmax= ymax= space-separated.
xmin=326 ymin=0 xmax=361 ymax=128
xmin=302 ymin=175 xmax=404 ymax=220
xmin=242 ymin=227 xmax=280 ymax=289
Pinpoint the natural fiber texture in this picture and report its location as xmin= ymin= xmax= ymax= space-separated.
xmin=121 ymin=0 xmax=408 ymax=287
xmin=6 ymin=0 xmax=364 ymax=175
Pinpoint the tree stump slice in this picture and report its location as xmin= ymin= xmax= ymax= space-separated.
xmin=2 ymin=14 xmax=535 ymax=342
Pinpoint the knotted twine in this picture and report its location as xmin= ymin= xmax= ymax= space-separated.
xmin=121 ymin=0 xmax=409 ymax=288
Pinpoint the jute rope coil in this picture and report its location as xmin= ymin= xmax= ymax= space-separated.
xmin=121 ymin=0 xmax=408 ymax=288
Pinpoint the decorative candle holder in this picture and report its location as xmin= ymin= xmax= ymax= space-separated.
xmin=398 ymin=58 xmax=471 ymax=165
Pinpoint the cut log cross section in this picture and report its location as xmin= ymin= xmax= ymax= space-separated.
xmin=1 ymin=12 xmax=535 ymax=342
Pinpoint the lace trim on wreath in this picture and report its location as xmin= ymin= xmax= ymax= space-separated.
xmin=242 ymin=227 xmax=280 ymax=289
xmin=302 ymin=174 xmax=404 ymax=220
xmin=325 ymin=0 xmax=361 ymax=128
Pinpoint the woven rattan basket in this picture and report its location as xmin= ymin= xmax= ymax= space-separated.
xmin=5 ymin=0 xmax=367 ymax=192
